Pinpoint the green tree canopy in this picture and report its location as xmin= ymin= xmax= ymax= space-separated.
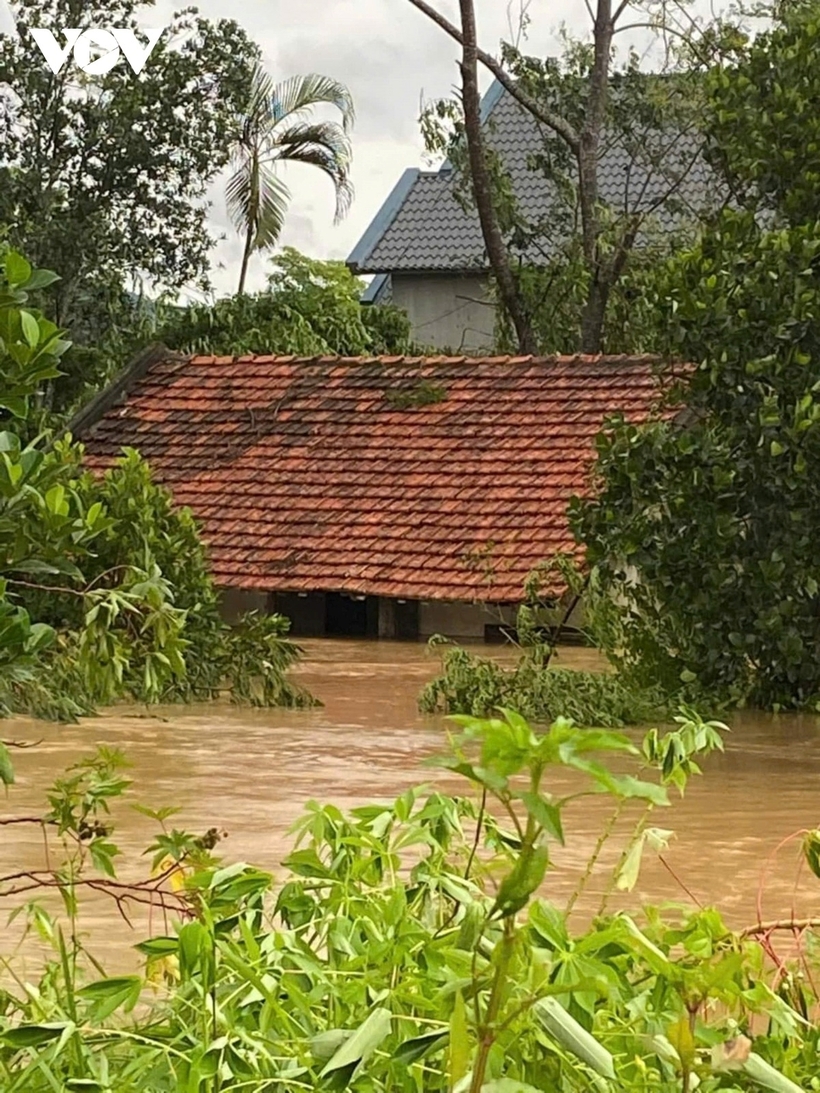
xmin=0 ymin=0 xmax=258 ymax=326
xmin=152 ymin=249 xmax=416 ymax=358
xmin=575 ymin=213 xmax=820 ymax=709
xmin=704 ymin=0 xmax=820 ymax=228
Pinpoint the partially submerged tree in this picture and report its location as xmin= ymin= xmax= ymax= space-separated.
xmin=227 ymin=65 xmax=355 ymax=294
xmin=0 ymin=247 xmax=312 ymax=720
xmin=407 ymin=0 xmax=728 ymax=353
xmin=573 ymin=3 xmax=820 ymax=710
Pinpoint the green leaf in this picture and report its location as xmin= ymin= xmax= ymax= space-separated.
xmin=392 ymin=1030 xmax=448 ymax=1066
xmin=741 ymin=1052 xmax=806 ymax=1093
xmin=20 ymin=310 xmax=40 ymax=349
xmin=616 ymin=828 xmax=673 ymax=891
xmin=516 ymin=792 xmax=564 ymax=843
xmin=78 ymin=976 xmax=142 ymax=1020
xmin=311 ymin=1029 xmax=354 ymax=1062
xmin=667 ymin=1017 xmax=696 ymax=1069
xmin=5 ymin=251 xmax=32 ymax=287
xmin=21 ymin=269 xmax=61 ymax=292
xmin=802 ymin=830 xmax=820 ymax=879
xmin=2 ymin=1023 xmax=69 ymax=1047
xmin=319 ymin=1007 xmax=392 ymax=1082
xmin=178 ymin=921 xmax=207 ymax=977
xmin=493 ymin=844 xmax=549 ymax=917
xmin=135 ymin=936 xmax=178 ymax=957
xmin=615 ymin=837 xmax=645 ymax=892
xmin=0 ymin=742 xmax=14 ymax=786
xmin=534 ymin=998 xmax=615 ymax=1079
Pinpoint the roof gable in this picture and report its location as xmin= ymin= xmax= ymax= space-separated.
xmin=80 ymin=351 xmax=673 ymax=602
xmin=349 ymin=80 xmax=715 ymax=274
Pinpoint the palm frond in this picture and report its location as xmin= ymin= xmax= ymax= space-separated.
xmin=252 ymin=163 xmax=290 ymax=250
xmin=271 ymin=74 xmax=355 ymax=133
xmin=271 ymin=123 xmax=354 ymax=222
xmin=225 ymin=154 xmax=290 ymax=248
xmin=227 ymin=66 xmax=356 ymax=271
xmin=225 ymin=156 xmax=257 ymax=236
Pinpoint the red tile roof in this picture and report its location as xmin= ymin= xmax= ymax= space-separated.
xmin=80 ymin=352 xmax=673 ymax=603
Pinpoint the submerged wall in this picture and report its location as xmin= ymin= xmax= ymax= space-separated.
xmin=219 ymin=588 xmax=584 ymax=643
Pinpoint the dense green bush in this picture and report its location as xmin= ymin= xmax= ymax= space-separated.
xmin=15 ymin=448 xmax=315 ymax=714
xmin=154 ymin=248 xmax=415 ymax=357
xmin=419 ymin=643 xmax=668 ymax=726
xmin=0 ymin=247 xmax=313 ymax=723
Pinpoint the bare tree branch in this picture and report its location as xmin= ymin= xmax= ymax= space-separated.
xmin=405 ymin=0 xmax=580 ymax=151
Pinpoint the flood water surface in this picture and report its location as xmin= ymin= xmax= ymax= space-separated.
xmin=2 ymin=639 xmax=820 ymax=969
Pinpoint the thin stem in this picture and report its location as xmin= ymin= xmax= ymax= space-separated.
xmin=469 ymin=917 xmax=516 ymax=1093
xmin=567 ymin=797 xmax=625 ymax=915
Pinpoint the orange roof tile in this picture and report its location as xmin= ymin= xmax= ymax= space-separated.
xmin=79 ymin=352 xmax=676 ymax=603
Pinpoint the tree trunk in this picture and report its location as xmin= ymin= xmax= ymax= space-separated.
xmin=577 ymin=0 xmax=615 ymax=354
xmin=238 ymin=223 xmax=254 ymax=295
xmin=457 ymin=0 xmax=538 ymax=356
xmin=579 ymin=276 xmax=609 ymax=354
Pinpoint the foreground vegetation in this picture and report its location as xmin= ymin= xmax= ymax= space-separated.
xmin=0 ymin=248 xmax=312 ymax=722
xmin=1 ymin=709 xmax=817 ymax=1092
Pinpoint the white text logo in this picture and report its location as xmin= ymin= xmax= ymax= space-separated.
xmin=29 ymin=28 xmax=164 ymax=76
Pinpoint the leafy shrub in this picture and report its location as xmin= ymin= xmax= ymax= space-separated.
xmin=1 ymin=711 xmax=816 ymax=1093
xmin=0 ymin=247 xmax=313 ymax=720
xmin=17 ymin=448 xmax=315 ymax=712
xmin=419 ymin=643 xmax=668 ymax=726
xmin=154 ymin=248 xmax=417 ymax=358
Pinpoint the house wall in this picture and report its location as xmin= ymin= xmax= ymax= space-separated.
xmin=220 ymin=588 xmax=269 ymax=623
xmin=419 ymin=601 xmax=516 ymax=641
xmin=221 ymin=590 xmax=585 ymax=643
xmin=391 ymin=273 xmax=494 ymax=352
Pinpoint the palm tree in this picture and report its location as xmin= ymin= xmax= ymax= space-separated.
xmin=227 ymin=66 xmax=355 ymax=295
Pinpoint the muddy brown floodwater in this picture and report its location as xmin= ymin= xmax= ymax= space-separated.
xmin=2 ymin=639 xmax=820 ymax=974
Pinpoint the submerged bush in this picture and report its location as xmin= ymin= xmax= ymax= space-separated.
xmin=12 ymin=449 xmax=316 ymax=716
xmin=0 ymin=247 xmax=313 ymax=720
xmin=419 ymin=643 xmax=668 ymax=726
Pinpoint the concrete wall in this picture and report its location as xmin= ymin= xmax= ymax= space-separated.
xmin=391 ymin=273 xmax=494 ymax=352
xmin=220 ymin=588 xmax=269 ymax=624
xmin=419 ymin=601 xmax=517 ymax=641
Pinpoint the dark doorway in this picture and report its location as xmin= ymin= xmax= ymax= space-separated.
xmin=325 ymin=593 xmax=379 ymax=637
xmin=270 ymin=592 xmax=326 ymax=637
xmin=394 ymin=599 xmax=420 ymax=640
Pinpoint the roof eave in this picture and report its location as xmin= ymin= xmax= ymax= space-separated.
xmin=347 ymin=167 xmax=421 ymax=272
xmin=68 ymin=342 xmax=182 ymax=440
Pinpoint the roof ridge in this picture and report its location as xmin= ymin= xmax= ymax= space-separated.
xmin=185 ymin=352 xmax=665 ymax=366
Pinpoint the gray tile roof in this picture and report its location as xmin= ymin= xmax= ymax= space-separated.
xmin=349 ymin=81 xmax=716 ymax=274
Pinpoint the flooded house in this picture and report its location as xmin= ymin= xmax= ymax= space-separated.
xmin=74 ymin=350 xmax=670 ymax=642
